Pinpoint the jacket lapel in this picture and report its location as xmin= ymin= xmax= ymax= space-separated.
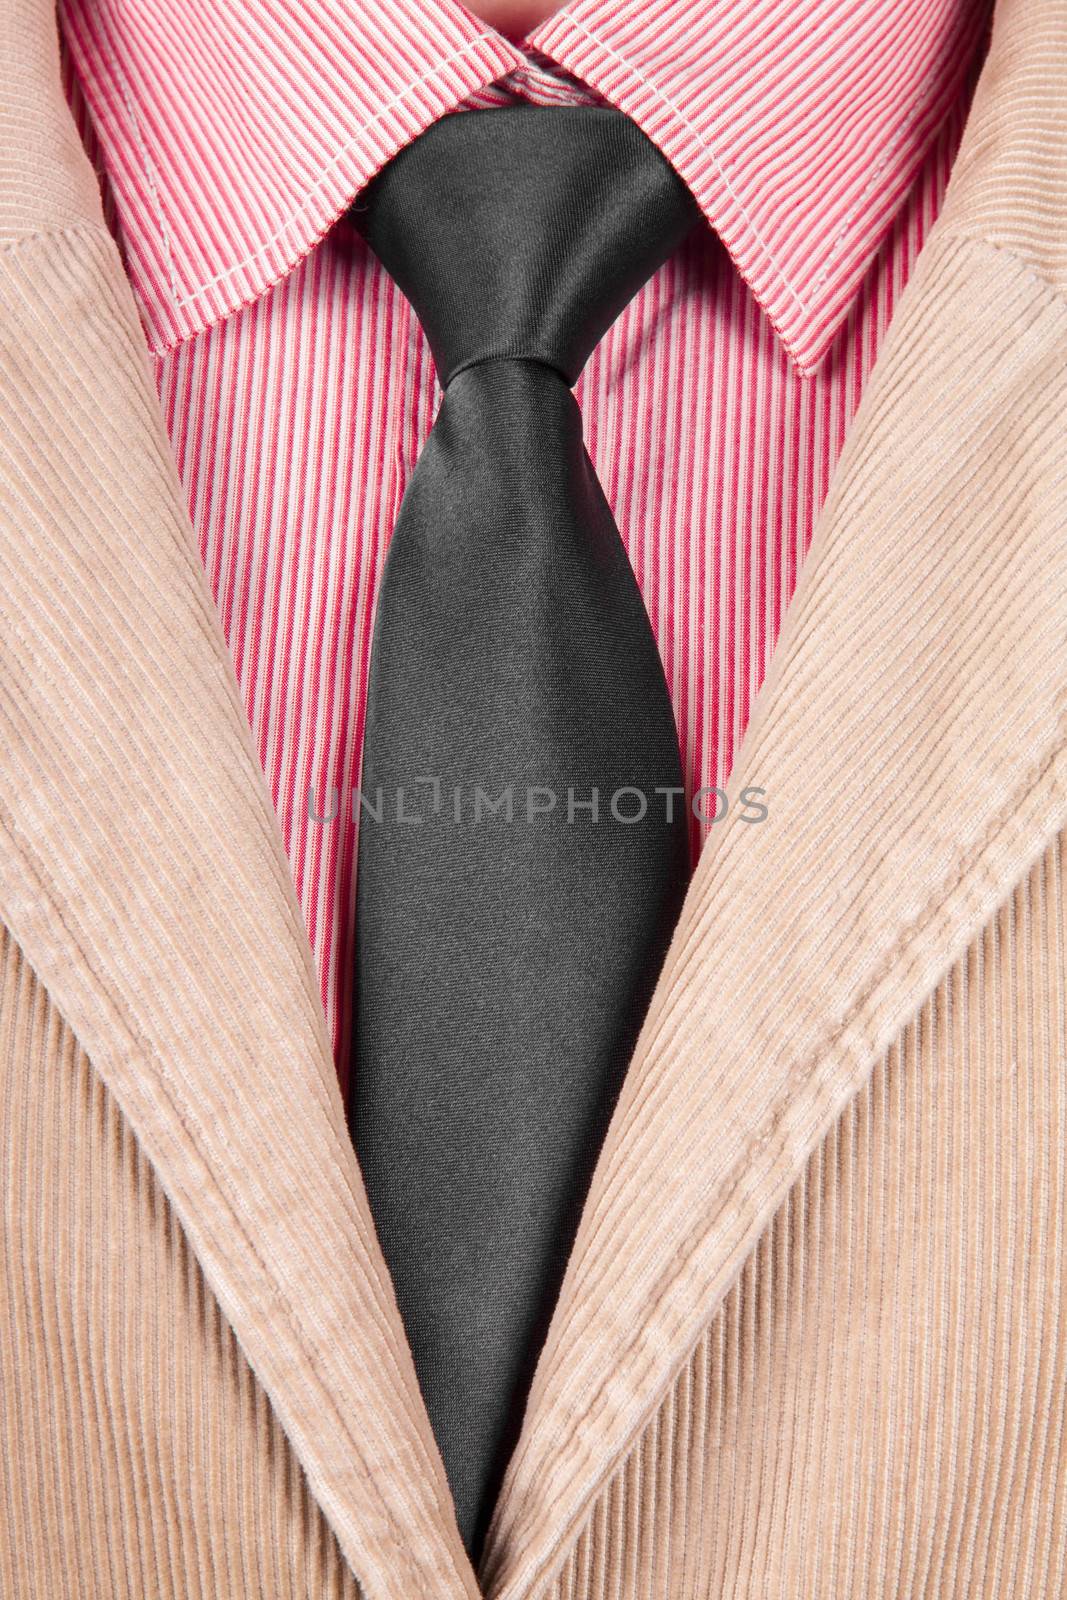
xmin=483 ymin=1 xmax=1067 ymax=1592
xmin=0 ymin=6 xmax=476 ymax=1595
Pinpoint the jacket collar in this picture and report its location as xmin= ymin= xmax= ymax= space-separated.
xmin=0 ymin=5 xmax=479 ymax=1597
xmin=61 ymin=0 xmax=987 ymax=370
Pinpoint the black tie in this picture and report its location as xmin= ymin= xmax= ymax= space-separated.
xmin=349 ymin=106 xmax=696 ymax=1556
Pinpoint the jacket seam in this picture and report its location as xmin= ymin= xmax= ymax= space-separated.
xmin=0 ymin=217 xmax=118 ymax=261
xmin=530 ymin=708 xmax=1067 ymax=1599
xmin=938 ymin=226 xmax=1067 ymax=312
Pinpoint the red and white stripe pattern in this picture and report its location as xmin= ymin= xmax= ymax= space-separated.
xmin=533 ymin=0 xmax=991 ymax=369
xmin=61 ymin=0 xmax=988 ymax=1088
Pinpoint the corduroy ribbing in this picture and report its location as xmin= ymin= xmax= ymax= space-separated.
xmin=940 ymin=0 xmax=1067 ymax=294
xmin=483 ymin=228 xmax=1067 ymax=1597
xmin=0 ymin=926 xmax=365 ymax=1599
xmin=0 ymin=0 xmax=101 ymax=241
xmin=0 ymin=223 xmax=477 ymax=1600
xmin=4 ymin=0 xmax=1067 ymax=1593
xmin=541 ymin=829 xmax=1067 ymax=1599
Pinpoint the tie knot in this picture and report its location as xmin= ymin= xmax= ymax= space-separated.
xmin=356 ymin=106 xmax=698 ymax=389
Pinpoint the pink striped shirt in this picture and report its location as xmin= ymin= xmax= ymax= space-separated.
xmin=60 ymin=0 xmax=989 ymax=1091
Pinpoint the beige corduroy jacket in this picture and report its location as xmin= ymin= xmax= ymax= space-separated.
xmin=3 ymin=0 xmax=1067 ymax=1596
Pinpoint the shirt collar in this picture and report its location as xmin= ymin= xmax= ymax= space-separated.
xmin=61 ymin=0 xmax=988 ymax=371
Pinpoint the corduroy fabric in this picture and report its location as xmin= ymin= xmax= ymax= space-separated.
xmin=541 ymin=828 xmax=1067 ymax=1599
xmin=483 ymin=218 xmax=1067 ymax=1600
xmin=0 ymin=0 xmax=99 ymax=241
xmin=0 ymin=926 xmax=365 ymax=1600
xmin=0 ymin=216 xmax=477 ymax=1600
xmin=2 ymin=0 xmax=1067 ymax=1596
xmin=5 ymin=826 xmax=1067 ymax=1599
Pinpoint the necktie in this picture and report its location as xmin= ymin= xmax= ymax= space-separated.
xmin=350 ymin=106 xmax=697 ymax=1555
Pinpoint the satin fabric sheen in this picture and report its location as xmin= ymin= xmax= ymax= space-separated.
xmin=350 ymin=108 xmax=697 ymax=1552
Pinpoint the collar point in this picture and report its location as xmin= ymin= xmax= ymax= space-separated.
xmin=68 ymin=12 xmax=524 ymax=355
xmin=748 ymin=289 xmax=848 ymax=378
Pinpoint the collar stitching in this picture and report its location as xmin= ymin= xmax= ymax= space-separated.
xmin=112 ymin=65 xmax=182 ymax=311
xmin=553 ymin=14 xmax=805 ymax=314
xmin=110 ymin=32 xmax=514 ymax=316
xmin=805 ymin=45 xmax=951 ymax=304
xmin=560 ymin=10 xmax=976 ymax=325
